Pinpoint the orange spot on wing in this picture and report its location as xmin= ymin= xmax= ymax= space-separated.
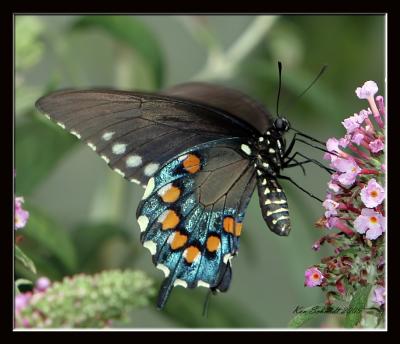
xmin=161 ymin=185 xmax=181 ymax=203
xmin=162 ymin=210 xmax=180 ymax=230
xmin=206 ymin=235 xmax=221 ymax=252
xmin=185 ymin=246 xmax=200 ymax=263
xmin=170 ymin=231 xmax=188 ymax=250
xmin=183 ymin=154 xmax=201 ymax=174
xmin=223 ymin=216 xmax=242 ymax=237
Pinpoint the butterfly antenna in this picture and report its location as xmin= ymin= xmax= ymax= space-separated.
xmin=282 ymin=65 xmax=328 ymax=115
xmin=202 ymin=289 xmax=213 ymax=318
xmin=276 ymin=61 xmax=283 ymax=118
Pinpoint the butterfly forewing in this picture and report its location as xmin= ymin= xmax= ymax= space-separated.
xmin=36 ymin=89 xmax=258 ymax=186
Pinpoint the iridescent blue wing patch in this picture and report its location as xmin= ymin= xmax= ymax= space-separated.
xmin=136 ymin=138 xmax=257 ymax=308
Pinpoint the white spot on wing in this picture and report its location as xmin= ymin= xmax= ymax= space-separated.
xmin=102 ymin=131 xmax=115 ymax=141
xmin=126 ymin=155 xmax=142 ymax=168
xmin=240 ymin=144 xmax=252 ymax=155
xmin=44 ymin=114 xmax=50 ymax=120
xmin=143 ymin=241 xmax=157 ymax=255
xmin=112 ymin=143 xmax=127 ymax=155
xmin=130 ymin=178 xmax=141 ymax=185
xmin=277 ymin=140 xmax=282 ymax=149
xmin=70 ymin=130 xmax=81 ymax=139
xmin=262 ymin=179 xmax=267 ymax=186
xmin=144 ymin=163 xmax=159 ymax=176
xmin=114 ymin=168 xmax=125 ymax=177
xmin=258 ymin=137 xmax=264 ymax=142
xmin=174 ymin=279 xmax=187 ymax=288
xmin=264 ymin=187 xmax=270 ymax=195
xmin=101 ymin=155 xmax=110 ymax=164
xmin=87 ymin=142 xmax=96 ymax=151
xmin=156 ymin=264 xmax=170 ymax=277
xmin=197 ymin=280 xmax=210 ymax=288
xmin=262 ymin=162 xmax=269 ymax=168
xmin=137 ymin=215 xmax=149 ymax=232
xmin=223 ymin=253 xmax=233 ymax=264
xmin=57 ymin=121 xmax=66 ymax=129
xmin=257 ymin=170 xmax=263 ymax=176
xmin=142 ymin=177 xmax=155 ymax=199
xmin=178 ymin=154 xmax=188 ymax=161
xmin=269 ymin=148 xmax=275 ymax=154
xmin=158 ymin=210 xmax=169 ymax=224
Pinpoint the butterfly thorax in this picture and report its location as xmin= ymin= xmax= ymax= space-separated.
xmin=248 ymin=129 xmax=287 ymax=178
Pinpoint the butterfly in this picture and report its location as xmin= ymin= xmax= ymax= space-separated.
xmin=35 ymin=74 xmax=327 ymax=309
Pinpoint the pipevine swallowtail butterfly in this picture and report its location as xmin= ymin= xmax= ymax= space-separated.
xmin=35 ymin=64 xmax=328 ymax=309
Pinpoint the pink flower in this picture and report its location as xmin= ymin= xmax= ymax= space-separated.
xmin=356 ymin=109 xmax=371 ymax=124
xmin=372 ymin=286 xmax=385 ymax=306
xmin=339 ymin=135 xmax=350 ymax=148
xmin=354 ymin=208 xmax=385 ymax=240
xmin=305 ymin=267 xmax=324 ymax=287
xmin=351 ymin=132 xmax=365 ymax=145
xmin=326 ymin=138 xmax=340 ymax=152
xmin=331 ymin=158 xmax=361 ymax=186
xmin=360 ymin=179 xmax=385 ymax=208
xmin=342 ymin=115 xmax=360 ymax=134
xmin=328 ymin=180 xmax=341 ymax=193
xmin=35 ymin=277 xmax=51 ymax=292
xmin=369 ymin=138 xmax=384 ymax=153
xmin=323 ymin=199 xmax=339 ymax=218
xmin=15 ymin=197 xmax=29 ymax=230
xmin=355 ymin=81 xmax=378 ymax=99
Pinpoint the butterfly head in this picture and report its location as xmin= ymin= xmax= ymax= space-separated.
xmin=273 ymin=117 xmax=290 ymax=134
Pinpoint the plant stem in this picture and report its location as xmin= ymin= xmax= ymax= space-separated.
xmin=191 ymin=16 xmax=279 ymax=81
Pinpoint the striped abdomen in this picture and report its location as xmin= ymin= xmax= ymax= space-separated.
xmin=257 ymin=176 xmax=291 ymax=236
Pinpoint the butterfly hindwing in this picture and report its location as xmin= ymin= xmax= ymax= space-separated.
xmin=35 ymin=89 xmax=257 ymax=186
xmin=136 ymin=138 xmax=257 ymax=308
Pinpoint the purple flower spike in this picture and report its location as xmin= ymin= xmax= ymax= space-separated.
xmin=15 ymin=197 xmax=29 ymax=230
xmin=355 ymin=81 xmax=378 ymax=99
xmin=372 ymin=286 xmax=385 ymax=306
xmin=304 ymin=267 xmax=324 ymax=287
xmin=354 ymin=208 xmax=385 ymax=240
xmin=322 ymin=199 xmax=339 ymax=218
xmin=360 ymin=179 xmax=385 ymax=208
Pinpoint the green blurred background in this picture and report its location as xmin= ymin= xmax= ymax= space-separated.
xmin=15 ymin=15 xmax=385 ymax=328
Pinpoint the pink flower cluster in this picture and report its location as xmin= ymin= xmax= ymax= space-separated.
xmin=304 ymin=81 xmax=386 ymax=309
xmin=322 ymin=80 xmax=385 ymax=240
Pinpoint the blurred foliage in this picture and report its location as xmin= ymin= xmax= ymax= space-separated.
xmin=15 ymin=15 xmax=385 ymax=328
xmin=15 ymin=270 xmax=155 ymax=328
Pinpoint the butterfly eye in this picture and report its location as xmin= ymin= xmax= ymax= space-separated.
xmin=273 ymin=117 xmax=290 ymax=132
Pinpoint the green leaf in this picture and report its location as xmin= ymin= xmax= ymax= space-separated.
xmin=344 ymin=285 xmax=373 ymax=328
xmin=288 ymin=304 xmax=326 ymax=328
xmin=162 ymin=289 xmax=264 ymax=327
xmin=22 ymin=205 xmax=78 ymax=273
xmin=15 ymin=114 xmax=77 ymax=195
xmin=15 ymin=246 xmax=37 ymax=275
xmin=71 ymin=16 xmax=164 ymax=88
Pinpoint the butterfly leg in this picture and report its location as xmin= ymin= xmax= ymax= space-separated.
xmin=277 ymin=174 xmax=323 ymax=203
xmin=283 ymin=151 xmax=334 ymax=174
xmin=283 ymin=133 xmax=335 ymax=159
